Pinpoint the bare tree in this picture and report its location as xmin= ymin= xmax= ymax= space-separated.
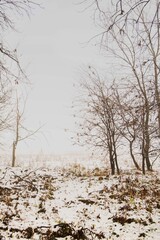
xmin=75 ymin=65 xmax=158 ymax=173
xmin=82 ymin=0 xmax=160 ymax=136
xmin=124 ymin=83 xmax=154 ymax=173
xmin=12 ymin=93 xmax=41 ymax=167
xmin=77 ymin=0 xmax=160 ymax=173
xmin=92 ymin=5 xmax=160 ymax=172
xmin=0 ymin=0 xmax=39 ymax=151
xmin=113 ymin=84 xmax=141 ymax=170
xmin=75 ymin=67 xmax=120 ymax=175
xmin=112 ymin=78 xmax=158 ymax=173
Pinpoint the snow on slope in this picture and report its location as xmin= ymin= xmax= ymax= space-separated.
xmin=0 ymin=162 xmax=159 ymax=240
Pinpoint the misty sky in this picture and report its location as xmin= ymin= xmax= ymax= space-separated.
xmin=5 ymin=0 xmax=106 ymax=154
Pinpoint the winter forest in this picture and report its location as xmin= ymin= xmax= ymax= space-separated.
xmin=0 ymin=0 xmax=160 ymax=239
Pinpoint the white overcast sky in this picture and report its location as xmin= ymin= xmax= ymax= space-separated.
xmin=5 ymin=0 xmax=107 ymax=154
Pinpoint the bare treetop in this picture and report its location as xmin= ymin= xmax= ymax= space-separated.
xmin=0 ymin=0 xmax=39 ymax=84
xmin=82 ymin=0 xmax=158 ymax=32
xmin=0 ymin=0 xmax=39 ymax=30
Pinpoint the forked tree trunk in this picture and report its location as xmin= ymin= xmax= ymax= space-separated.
xmin=129 ymin=141 xmax=141 ymax=170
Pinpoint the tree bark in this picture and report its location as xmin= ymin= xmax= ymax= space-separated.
xmin=12 ymin=141 xmax=16 ymax=167
xmin=129 ymin=141 xmax=141 ymax=170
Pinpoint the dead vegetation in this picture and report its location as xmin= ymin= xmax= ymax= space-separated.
xmin=0 ymin=166 xmax=159 ymax=239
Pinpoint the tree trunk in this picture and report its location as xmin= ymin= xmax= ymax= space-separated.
xmin=142 ymin=155 xmax=145 ymax=174
xmin=12 ymin=141 xmax=16 ymax=167
xmin=144 ymin=109 xmax=152 ymax=171
xmin=111 ymin=159 xmax=115 ymax=175
xmin=146 ymin=155 xmax=152 ymax=171
xmin=129 ymin=141 xmax=141 ymax=170
xmin=109 ymin=149 xmax=115 ymax=175
xmin=113 ymin=143 xmax=120 ymax=174
xmin=153 ymin=57 xmax=160 ymax=136
xmin=142 ymin=137 xmax=146 ymax=174
xmin=114 ymin=155 xmax=120 ymax=174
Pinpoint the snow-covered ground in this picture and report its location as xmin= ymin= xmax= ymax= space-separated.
xmin=0 ymin=154 xmax=159 ymax=239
